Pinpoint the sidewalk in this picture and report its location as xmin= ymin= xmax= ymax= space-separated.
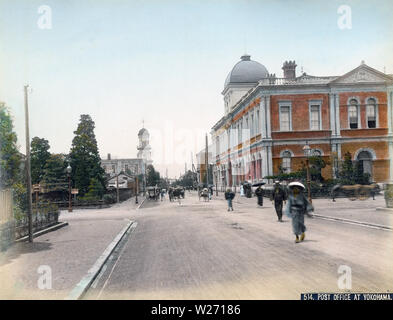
xmin=309 ymin=196 xmax=392 ymax=228
xmin=0 ymin=196 xmax=143 ymax=299
xmin=211 ymin=192 xmax=392 ymax=228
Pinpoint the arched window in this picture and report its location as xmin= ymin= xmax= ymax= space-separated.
xmin=366 ymin=98 xmax=377 ymax=128
xmin=356 ymin=150 xmax=373 ymax=178
xmin=281 ymin=151 xmax=292 ymax=173
xmin=348 ymin=99 xmax=359 ymax=129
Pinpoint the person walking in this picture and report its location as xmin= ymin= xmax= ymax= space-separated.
xmin=270 ymin=181 xmax=287 ymax=222
xmin=224 ymin=188 xmax=235 ymax=211
xmin=284 ymin=182 xmax=314 ymax=243
xmin=255 ymin=185 xmax=264 ymax=207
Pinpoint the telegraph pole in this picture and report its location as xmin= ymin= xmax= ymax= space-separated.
xmin=116 ymin=173 xmax=120 ymax=203
xmin=135 ymin=176 xmax=138 ymax=204
xmin=24 ymin=85 xmax=33 ymax=242
xmin=205 ymin=133 xmax=208 ymax=186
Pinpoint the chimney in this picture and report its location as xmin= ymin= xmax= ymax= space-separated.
xmin=282 ymin=60 xmax=297 ymax=80
xmin=107 ymin=153 xmax=111 ymax=160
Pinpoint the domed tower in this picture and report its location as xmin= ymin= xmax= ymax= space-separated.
xmin=137 ymin=128 xmax=152 ymax=165
xmin=223 ymin=54 xmax=269 ymax=114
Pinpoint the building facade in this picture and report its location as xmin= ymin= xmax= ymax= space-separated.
xmin=211 ymin=55 xmax=393 ymax=190
xmin=101 ymin=154 xmax=145 ymax=177
xmin=101 ymin=127 xmax=153 ymax=180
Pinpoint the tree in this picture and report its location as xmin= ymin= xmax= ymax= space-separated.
xmin=338 ymin=152 xmax=355 ymax=185
xmin=69 ymin=115 xmax=105 ymax=196
xmin=309 ymin=155 xmax=328 ymax=182
xmin=158 ymin=178 xmax=169 ymax=189
xmin=146 ymin=164 xmax=160 ymax=186
xmin=82 ymin=178 xmax=105 ymax=200
xmin=0 ymin=102 xmax=22 ymax=188
xmin=31 ymin=137 xmax=51 ymax=184
xmin=336 ymin=152 xmax=371 ymax=185
xmin=178 ymin=170 xmax=197 ymax=188
xmin=39 ymin=153 xmax=68 ymax=200
xmin=42 ymin=154 xmax=67 ymax=187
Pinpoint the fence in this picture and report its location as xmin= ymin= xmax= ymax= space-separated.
xmin=14 ymin=203 xmax=60 ymax=240
xmin=0 ymin=189 xmax=15 ymax=251
xmin=0 ymin=189 xmax=13 ymax=222
xmin=1 ymin=189 xmax=60 ymax=249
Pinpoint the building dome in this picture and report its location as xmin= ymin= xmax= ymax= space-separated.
xmin=138 ymin=128 xmax=148 ymax=137
xmin=224 ymin=54 xmax=269 ymax=88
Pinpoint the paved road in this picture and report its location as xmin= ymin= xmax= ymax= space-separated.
xmin=85 ymin=192 xmax=393 ymax=300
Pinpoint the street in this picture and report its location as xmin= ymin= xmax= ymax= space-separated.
xmin=84 ymin=192 xmax=393 ymax=300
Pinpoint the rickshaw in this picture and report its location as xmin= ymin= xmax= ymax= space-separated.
xmin=199 ymin=188 xmax=210 ymax=201
xmin=331 ymin=183 xmax=380 ymax=201
xmin=147 ymin=186 xmax=160 ymax=200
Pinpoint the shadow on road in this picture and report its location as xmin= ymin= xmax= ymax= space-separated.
xmin=0 ymin=241 xmax=52 ymax=267
xmin=140 ymin=199 xmax=163 ymax=209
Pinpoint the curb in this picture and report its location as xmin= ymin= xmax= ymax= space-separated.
xmin=376 ymin=207 xmax=393 ymax=213
xmin=313 ymin=214 xmax=392 ymax=231
xmin=65 ymin=220 xmax=135 ymax=300
xmin=136 ymin=197 xmax=147 ymax=210
xmin=15 ymin=222 xmax=69 ymax=242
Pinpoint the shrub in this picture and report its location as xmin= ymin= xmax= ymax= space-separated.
xmin=103 ymin=194 xmax=115 ymax=204
xmin=384 ymin=184 xmax=393 ymax=200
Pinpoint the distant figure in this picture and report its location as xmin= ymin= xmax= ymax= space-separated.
xmin=225 ymin=188 xmax=235 ymax=211
xmin=370 ymin=183 xmax=378 ymax=200
xmin=285 ymin=182 xmax=314 ymax=243
xmin=160 ymin=189 xmax=165 ymax=201
xmin=255 ymin=186 xmax=264 ymax=207
xmin=270 ymin=181 xmax=287 ymax=222
xmin=246 ymin=184 xmax=252 ymax=198
xmin=331 ymin=184 xmax=341 ymax=202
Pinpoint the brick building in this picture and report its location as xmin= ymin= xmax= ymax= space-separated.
xmin=211 ymin=55 xmax=393 ymax=190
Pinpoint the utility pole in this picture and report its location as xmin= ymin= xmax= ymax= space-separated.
xmin=205 ymin=133 xmax=208 ymax=186
xmin=24 ymin=85 xmax=33 ymax=243
xmin=116 ymin=173 xmax=120 ymax=203
xmin=135 ymin=176 xmax=138 ymax=204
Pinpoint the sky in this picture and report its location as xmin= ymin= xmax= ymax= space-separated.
xmin=1 ymin=0 xmax=393 ymax=178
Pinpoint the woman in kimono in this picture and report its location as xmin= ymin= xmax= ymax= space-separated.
xmin=285 ymin=182 xmax=314 ymax=243
xmin=224 ymin=188 xmax=235 ymax=211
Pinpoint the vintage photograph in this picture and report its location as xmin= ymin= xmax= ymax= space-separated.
xmin=0 ymin=0 xmax=393 ymax=306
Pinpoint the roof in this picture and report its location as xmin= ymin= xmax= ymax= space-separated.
xmin=224 ymin=54 xmax=269 ymax=88
xmin=138 ymin=128 xmax=148 ymax=136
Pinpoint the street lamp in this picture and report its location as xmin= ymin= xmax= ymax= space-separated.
xmin=302 ymin=143 xmax=312 ymax=203
xmin=66 ymin=164 xmax=72 ymax=212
